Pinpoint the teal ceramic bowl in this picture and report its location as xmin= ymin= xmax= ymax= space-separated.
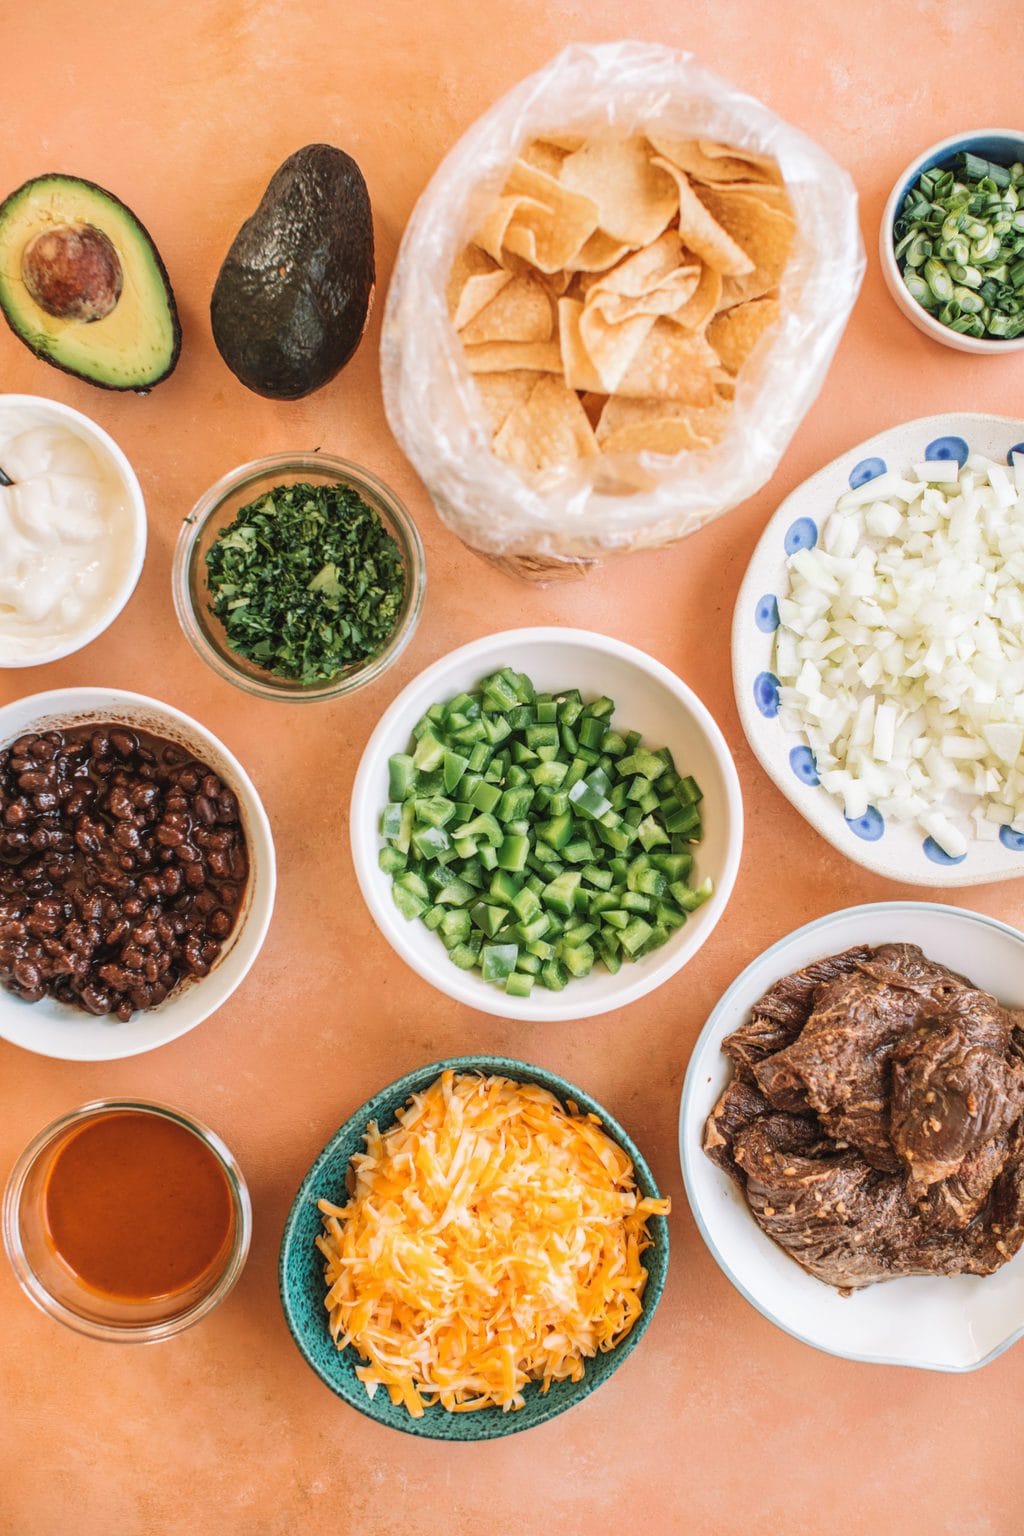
xmin=279 ymin=1054 xmax=670 ymax=1440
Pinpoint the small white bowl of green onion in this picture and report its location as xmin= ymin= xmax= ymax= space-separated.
xmin=350 ymin=628 xmax=743 ymax=1022
xmin=880 ymin=129 xmax=1024 ymax=354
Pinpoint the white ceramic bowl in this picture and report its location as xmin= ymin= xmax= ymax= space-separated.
xmin=733 ymin=412 xmax=1024 ymax=887
xmin=351 ymin=627 xmax=742 ymax=1022
xmin=879 ymin=129 xmax=1024 ymax=355
xmin=0 ymin=395 xmax=147 ymax=666
xmin=680 ymin=901 xmax=1024 ymax=1373
xmin=0 ymin=688 xmax=276 ymax=1061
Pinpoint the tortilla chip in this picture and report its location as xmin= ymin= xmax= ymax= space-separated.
xmin=559 ymin=137 xmax=679 ymax=245
xmin=586 ymin=232 xmax=701 ymax=325
xmin=492 ymin=374 xmax=599 ymax=470
xmin=596 ymin=394 xmax=732 ymax=454
xmin=451 ymin=270 xmax=512 ymax=330
xmin=707 ymin=179 xmax=792 ymax=209
xmin=521 ymin=139 xmax=572 ymax=177
xmin=707 ymin=297 xmax=781 ymax=373
xmin=472 ymin=370 xmax=547 ymax=433
xmin=447 ymin=245 xmax=512 ymax=328
xmin=649 ymin=157 xmax=754 ymax=276
xmin=695 ymin=184 xmax=795 ymax=285
xmin=564 ymin=230 xmax=635 ymax=272
xmin=669 ymin=259 xmax=723 ymax=330
xmin=614 ymin=320 xmax=722 ymax=404
xmin=647 ymin=133 xmax=783 ymax=187
xmin=646 ymin=134 xmax=768 ymax=186
xmin=557 ymin=298 xmax=607 ymax=393
xmin=699 ymin=138 xmax=784 ymax=181
xmin=473 ymin=194 xmax=548 ymax=263
xmin=460 ymin=272 xmax=554 ymax=345
xmin=579 ymin=307 xmax=657 ymax=392
xmin=501 ymin=160 xmax=600 ymax=272
xmin=584 ymin=230 xmax=681 ymax=296
xmin=540 ymin=133 xmax=586 ymax=152
xmin=463 ymin=339 xmax=563 ymax=374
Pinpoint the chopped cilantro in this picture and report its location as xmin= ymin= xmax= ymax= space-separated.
xmin=205 ymin=481 xmax=406 ymax=685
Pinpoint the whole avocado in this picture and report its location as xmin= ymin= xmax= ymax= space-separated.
xmin=211 ymin=144 xmax=374 ymax=400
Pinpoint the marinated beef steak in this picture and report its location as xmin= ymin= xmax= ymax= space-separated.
xmin=890 ymin=1011 xmax=1024 ymax=1189
xmin=913 ymin=1131 xmax=1012 ymax=1232
xmin=753 ymin=945 xmax=983 ymax=1171
xmin=721 ymin=945 xmax=872 ymax=1072
xmin=704 ymin=943 xmax=1024 ymax=1289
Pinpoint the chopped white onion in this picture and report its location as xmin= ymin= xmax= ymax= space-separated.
xmin=775 ymin=453 xmax=1024 ymax=852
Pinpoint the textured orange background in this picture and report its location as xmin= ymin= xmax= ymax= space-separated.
xmin=2 ymin=2 xmax=1023 ymax=1533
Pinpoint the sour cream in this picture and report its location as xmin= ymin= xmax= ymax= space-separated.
xmin=0 ymin=405 xmax=141 ymax=663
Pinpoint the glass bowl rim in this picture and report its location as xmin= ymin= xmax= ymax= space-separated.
xmin=171 ymin=451 xmax=426 ymax=703
xmin=2 ymin=1096 xmax=252 ymax=1342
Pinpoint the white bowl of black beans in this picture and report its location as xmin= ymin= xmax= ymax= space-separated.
xmin=351 ymin=627 xmax=743 ymax=1022
xmin=0 ymin=688 xmax=276 ymax=1061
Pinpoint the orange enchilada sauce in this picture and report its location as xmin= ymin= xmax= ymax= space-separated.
xmin=43 ymin=1111 xmax=234 ymax=1302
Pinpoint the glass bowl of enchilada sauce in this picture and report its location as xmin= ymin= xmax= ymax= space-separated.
xmin=3 ymin=1100 xmax=251 ymax=1340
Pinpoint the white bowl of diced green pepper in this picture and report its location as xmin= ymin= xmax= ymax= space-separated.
xmin=350 ymin=628 xmax=743 ymax=1021
xmin=880 ymin=129 xmax=1024 ymax=354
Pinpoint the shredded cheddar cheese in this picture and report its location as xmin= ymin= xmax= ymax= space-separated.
xmin=316 ymin=1069 xmax=669 ymax=1416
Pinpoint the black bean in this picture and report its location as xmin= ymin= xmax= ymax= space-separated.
xmin=18 ymin=770 xmax=53 ymax=792
xmin=0 ymin=722 xmax=247 ymax=1020
xmin=79 ymin=983 xmax=112 ymax=1015
xmin=109 ymin=729 xmax=137 ymax=759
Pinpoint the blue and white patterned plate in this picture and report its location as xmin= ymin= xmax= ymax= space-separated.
xmin=733 ymin=413 xmax=1024 ymax=887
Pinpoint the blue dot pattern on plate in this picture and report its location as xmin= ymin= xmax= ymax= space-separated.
xmin=849 ymin=456 xmax=887 ymax=489
xmin=755 ymin=593 xmax=780 ymax=633
xmin=784 ymin=517 xmax=818 ymax=555
xmin=925 ymin=435 xmax=969 ymax=467
xmin=923 ymin=836 xmax=966 ymax=866
xmin=1008 ymin=442 xmax=1024 ymax=467
xmin=753 ymin=671 xmax=781 ymax=718
xmin=846 ymin=806 xmax=885 ymax=842
xmin=999 ymin=824 xmax=1024 ymax=852
xmin=789 ymin=745 xmax=820 ymax=786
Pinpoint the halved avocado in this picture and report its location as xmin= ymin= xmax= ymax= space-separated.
xmin=0 ymin=174 xmax=181 ymax=391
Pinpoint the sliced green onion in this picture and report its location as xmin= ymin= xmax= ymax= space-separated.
xmin=896 ymin=151 xmax=1024 ymax=338
xmin=958 ymin=151 xmax=1011 ymax=187
xmin=924 ymin=256 xmax=954 ymax=301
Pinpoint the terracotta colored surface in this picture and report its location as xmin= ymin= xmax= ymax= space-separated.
xmin=2 ymin=3 xmax=1022 ymax=1532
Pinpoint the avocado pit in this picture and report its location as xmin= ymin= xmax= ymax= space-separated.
xmin=22 ymin=222 xmax=123 ymax=322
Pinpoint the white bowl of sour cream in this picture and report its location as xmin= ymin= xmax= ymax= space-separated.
xmin=0 ymin=395 xmax=146 ymax=667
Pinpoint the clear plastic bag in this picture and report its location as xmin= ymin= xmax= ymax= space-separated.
xmin=381 ymin=41 xmax=865 ymax=581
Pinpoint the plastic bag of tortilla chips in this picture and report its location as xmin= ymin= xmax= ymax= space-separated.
xmin=381 ymin=41 xmax=864 ymax=581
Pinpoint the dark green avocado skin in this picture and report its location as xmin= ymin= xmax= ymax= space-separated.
xmin=210 ymin=145 xmax=375 ymax=400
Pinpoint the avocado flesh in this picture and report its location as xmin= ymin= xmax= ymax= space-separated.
xmin=211 ymin=144 xmax=375 ymax=400
xmin=0 ymin=174 xmax=180 ymax=391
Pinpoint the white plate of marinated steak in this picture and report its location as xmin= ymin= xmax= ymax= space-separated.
xmin=679 ymin=902 xmax=1024 ymax=1371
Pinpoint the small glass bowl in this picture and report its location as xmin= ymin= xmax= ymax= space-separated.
xmin=172 ymin=452 xmax=426 ymax=703
xmin=2 ymin=1099 xmax=252 ymax=1343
